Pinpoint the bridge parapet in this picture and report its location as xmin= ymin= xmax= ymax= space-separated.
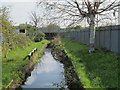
xmin=40 ymin=29 xmax=66 ymax=33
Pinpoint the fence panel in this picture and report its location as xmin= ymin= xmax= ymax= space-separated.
xmin=118 ymin=30 xmax=120 ymax=54
xmin=86 ymin=31 xmax=89 ymax=45
xmin=78 ymin=31 xmax=80 ymax=41
xmin=81 ymin=31 xmax=84 ymax=43
xmin=110 ymin=30 xmax=119 ymax=53
xmin=104 ymin=29 xmax=111 ymax=50
xmin=76 ymin=31 xmax=79 ymax=41
xmin=95 ymin=30 xmax=99 ymax=47
xmin=100 ymin=30 xmax=105 ymax=48
xmin=60 ymin=25 xmax=120 ymax=54
xmin=83 ymin=30 xmax=85 ymax=44
xmin=84 ymin=31 xmax=87 ymax=44
xmin=79 ymin=31 xmax=81 ymax=43
xmin=75 ymin=31 xmax=78 ymax=41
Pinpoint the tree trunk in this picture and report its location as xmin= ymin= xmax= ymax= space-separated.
xmin=89 ymin=14 xmax=95 ymax=53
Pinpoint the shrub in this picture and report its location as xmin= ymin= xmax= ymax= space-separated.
xmin=2 ymin=32 xmax=31 ymax=58
xmin=32 ymin=31 xmax=45 ymax=42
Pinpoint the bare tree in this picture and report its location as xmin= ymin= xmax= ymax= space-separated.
xmin=38 ymin=0 xmax=120 ymax=53
xmin=30 ymin=11 xmax=41 ymax=27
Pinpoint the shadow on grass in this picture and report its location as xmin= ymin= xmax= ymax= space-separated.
xmin=3 ymin=59 xmax=15 ymax=63
xmin=23 ymin=55 xmax=29 ymax=60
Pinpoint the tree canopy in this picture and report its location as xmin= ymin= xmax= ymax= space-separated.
xmin=0 ymin=6 xmax=31 ymax=58
xmin=38 ymin=0 xmax=120 ymax=53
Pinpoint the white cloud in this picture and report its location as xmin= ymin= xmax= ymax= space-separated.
xmin=41 ymin=82 xmax=52 ymax=87
xmin=25 ymin=76 xmax=36 ymax=85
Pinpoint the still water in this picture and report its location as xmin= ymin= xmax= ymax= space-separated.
xmin=22 ymin=49 xmax=67 ymax=88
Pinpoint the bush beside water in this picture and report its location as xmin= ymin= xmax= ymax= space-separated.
xmin=2 ymin=40 xmax=50 ymax=88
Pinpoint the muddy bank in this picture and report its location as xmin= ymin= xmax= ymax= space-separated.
xmin=21 ymin=49 xmax=67 ymax=88
xmin=9 ymin=59 xmax=37 ymax=89
xmin=5 ymin=41 xmax=84 ymax=89
xmin=51 ymin=44 xmax=85 ymax=90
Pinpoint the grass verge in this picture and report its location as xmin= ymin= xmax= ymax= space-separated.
xmin=2 ymin=40 xmax=50 ymax=88
xmin=61 ymin=38 xmax=119 ymax=88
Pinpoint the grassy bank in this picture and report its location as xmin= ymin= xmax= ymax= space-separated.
xmin=2 ymin=40 xmax=50 ymax=88
xmin=61 ymin=38 xmax=119 ymax=88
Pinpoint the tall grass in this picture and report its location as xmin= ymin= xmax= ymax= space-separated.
xmin=61 ymin=38 xmax=119 ymax=88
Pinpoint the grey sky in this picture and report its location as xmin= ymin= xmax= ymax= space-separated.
xmin=0 ymin=0 xmax=119 ymax=27
xmin=0 ymin=0 xmax=38 ymax=25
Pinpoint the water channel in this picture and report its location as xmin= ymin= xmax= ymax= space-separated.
xmin=22 ymin=49 xmax=67 ymax=88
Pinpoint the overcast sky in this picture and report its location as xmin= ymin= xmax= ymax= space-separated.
xmin=0 ymin=0 xmax=39 ymax=25
xmin=0 ymin=0 xmax=119 ymax=27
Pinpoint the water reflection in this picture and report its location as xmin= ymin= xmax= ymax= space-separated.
xmin=22 ymin=49 xmax=66 ymax=88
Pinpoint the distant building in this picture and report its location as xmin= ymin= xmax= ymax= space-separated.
xmin=14 ymin=29 xmax=27 ymax=36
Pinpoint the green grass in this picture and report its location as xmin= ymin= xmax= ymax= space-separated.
xmin=61 ymin=38 xmax=119 ymax=88
xmin=2 ymin=40 xmax=50 ymax=88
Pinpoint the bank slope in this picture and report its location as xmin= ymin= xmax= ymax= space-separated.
xmin=61 ymin=38 xmax=119 ymax=88
xmin=2 ymin=40 xmax=50 ymax=88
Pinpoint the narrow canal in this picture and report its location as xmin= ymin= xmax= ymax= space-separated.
xmin=22 ymin=49 xmax=67 ymax=88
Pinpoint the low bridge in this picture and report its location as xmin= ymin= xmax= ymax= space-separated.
xmin=40 ymin=29 xmax=65 ymax=40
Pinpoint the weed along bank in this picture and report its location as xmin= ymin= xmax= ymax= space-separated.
xmin=21 ymin=49 xmax=68 ymax=89
xmin=2 ymin=40 xmax=50 ymax=89
xmin=20 ymin=41 xmax=85 ymax=89
xmin=58 ymin=38 xmax=119 ymax=88
xmin=51 ymin=41 xmax=85 ymax=89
